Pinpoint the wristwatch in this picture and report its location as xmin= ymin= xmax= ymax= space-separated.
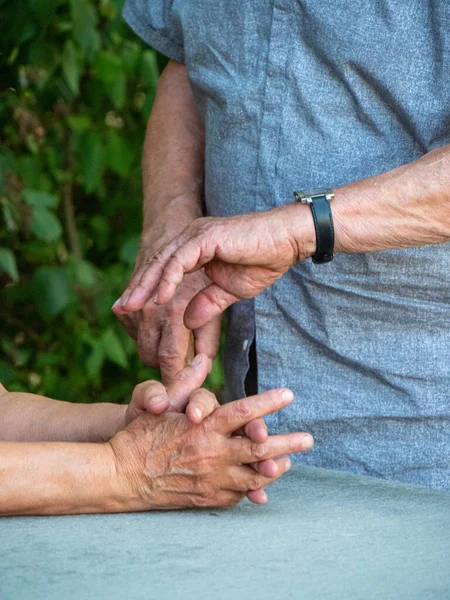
xmin=293 ymin=188 xmax=335 ymax=264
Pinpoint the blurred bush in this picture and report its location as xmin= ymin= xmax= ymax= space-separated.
xmin=0 ymin=0 xmax=224 ymax=403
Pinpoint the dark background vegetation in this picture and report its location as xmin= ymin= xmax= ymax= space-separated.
xmin=0 ymin=0 xmax=224 ymax=404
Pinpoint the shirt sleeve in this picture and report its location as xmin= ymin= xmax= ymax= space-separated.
xmin=122 ymin=0 xmax=184 ymax=63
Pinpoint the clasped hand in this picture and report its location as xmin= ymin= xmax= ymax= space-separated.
xmin=124 ymin=354 xmax=313 ymax=505
xmin=113 ymin=204 xmax=314 ymax=361
xmin=112 ymin=376 xmax=313 ymax=510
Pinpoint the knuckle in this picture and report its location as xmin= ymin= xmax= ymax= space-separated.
xmin=145 ymin=381 xmax=165 ymax=396
xmin=251 ymin=442 xmax=268 ymax=460
xmin=159 ymin=348 xmax=183 ymax=366
xmin=233 ymin=401 xmax=253 ymax=421
xmin=248 ymin=476 xmax=261 ymax=491
xmin=152 ymin=251 xmax=164 ymax=264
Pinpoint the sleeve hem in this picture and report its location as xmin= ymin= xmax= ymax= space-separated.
xmin=122 ymin=3 xmax=184 ymax=63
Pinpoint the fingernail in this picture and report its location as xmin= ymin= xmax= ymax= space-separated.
xmin=207 ymin=358 xmax=213 ymax=373
xmin=112 ymin=298 xmax=121 ymax=309
xmin=285 ymin=457 xmax=292 ymax=471
xmin=193 ymin=407 xmax=202 ymax=421
xmin=153 ymin=292 xmax=159 ymax=304
xmin=281 ymin=389 xmax=294 ymax=402
xmin=302 ymin=433 xmax=314 ymax=450
xmin=191 ymin=354 xmax=203 ymax=367
xmin=120 ymin=294 xmax=130 ymax=307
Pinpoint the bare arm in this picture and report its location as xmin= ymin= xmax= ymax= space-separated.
xmin=115 ymin=144 xmax=450 ymax=328
xmin=113 ymin=60 xmax=221 ymax=383
xmin=0 ymin=354 xmax=211 ymax=443
xmin=141 ymin=59 xmax=205 ymax=245
xmin=0 ymin=383 xmax=126 ymax=443
xmin=0 ymin=389 xmax=312 ymax=516
xmin=332 ymin=144 xmax=450 ymax=253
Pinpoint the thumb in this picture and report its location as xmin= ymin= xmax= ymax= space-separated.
xmin=184 ymin=284 xmax=239 ymax=330
xmin=167 ymin=353 xmax=211 ymax=412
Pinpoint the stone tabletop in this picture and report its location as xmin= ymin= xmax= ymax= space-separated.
xmin=1 ymin=466 xmax=449 ymax=600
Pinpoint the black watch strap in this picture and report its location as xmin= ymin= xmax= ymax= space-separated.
xmin=310 ymin=195 xmax=334 ymax=264
xmin=293 ymin=189 xmax=335 ymax=264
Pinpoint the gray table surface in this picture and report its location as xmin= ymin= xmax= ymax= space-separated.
xmin=1 ymin=466 xmax=450 ymax=600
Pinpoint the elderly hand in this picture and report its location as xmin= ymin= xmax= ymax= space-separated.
xmin=114 ymin=204 xmax=315 ymax=330
xmin=109 ymin=388 xmax=314 ymax=510
xmin=114 ymin=244 xmax=221 ymax=385
xmin=126 ymin=353 xmax=280 ymax=503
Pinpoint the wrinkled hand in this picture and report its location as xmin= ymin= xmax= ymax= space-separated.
xmin=114 ymin=247 xmax=221 ymax=384
xmin=125 ymin=353 xmax=279 ymax=503
xmin=115 ymin=204 xmax=313 ymax=330
xmin=109 ymin=388 xmax=314 ymax=510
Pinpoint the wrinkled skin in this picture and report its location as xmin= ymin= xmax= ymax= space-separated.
xmin=114 ymin=204 xmax=314 ymax=331
xmin=109 ymin=388 xmax=314 ymax=509
xmin=115 ymin=251 xmax=221 ymax=384
xmin=123 ymin=354 xmax=296 ymax=504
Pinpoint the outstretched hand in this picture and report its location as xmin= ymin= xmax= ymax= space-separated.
xmin=114 ymin=204 xmax=314 ymax=330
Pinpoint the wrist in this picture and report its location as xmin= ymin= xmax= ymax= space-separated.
xmin=281 ymin=202 xmax=317 ymax=262
xmin=142 ymin=194 xmax=203 ymax=249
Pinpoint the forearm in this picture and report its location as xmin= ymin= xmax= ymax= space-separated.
xmin=0 ymin=441 xmax=130 ymax=516
xmin=142 ymin=60 xmax=205 ymax=245
xmin=0 ymin=385 xmax=126 ymax=443
xmin=289 ymin=144 xmax=450 ymax=260
xmin=333 ymin=144 xmax=450 ymax=253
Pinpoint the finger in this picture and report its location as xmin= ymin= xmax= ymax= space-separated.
xmin=184 ymin=283 xmax=240 ymax=330
xmin=186 ymin=387 xmax=219 ymax=424
xmin=230 ymin=432 xmax=314 ymax=464
xmin=249 ymin=459 xmax=280 ymax=479
xmin=246 ymin=488 xmax=268 ymax=504
xmin=211 ymin=388 xmax=295 ymax=435
xmin=112 ymin=263 xmax=149 ymax=314
xmin=116 ymin=312 xmax=138 ymax=340
xmin=166 ymin=354 xmax=211 ymax=413
xmin=155 ymin=237 xmax=216 ymax=305
xmin=123 ymin=238 xmax=189 ymax=312
xmin=234 ymin=418 xmax=268 ymax=444
xmin=129 ymin=381 xmax=170 ymax=420
xmin=194 ymin=315 xmax=222 ymax=360
xmin=225 ymin=457 xmax=292 ymax=493
xmin=158 ymin=319 xmax=192 ymax=385
xmin=136 ymin=319 xmax=162 ymax=368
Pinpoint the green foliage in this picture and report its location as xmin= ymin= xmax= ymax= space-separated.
xmin=0 ymin=0 xmax=224 ymax=404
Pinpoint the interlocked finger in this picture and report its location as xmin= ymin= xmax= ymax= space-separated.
xmin=230 ymin=432 xmax=314 ymax=465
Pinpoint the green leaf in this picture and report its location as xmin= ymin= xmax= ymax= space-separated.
xmin=80 ymin=132 xmax=104 ymax=193
xmin=67 ymin=114 xmax=92 ymax=132
xmin=107 ymin=71 xmax=126 ymax=110
xmin=23 ymin=188 xmax=59 ymax=208
xmin=32 ymin=267 xmax=75 ymax=320
xmin=119 ymin=235 xmax=140 ymax=266
xmin=71 ymin=0 xmax=100 ymax=59
xmin=62 ymin=40 xmax=82 ymax=95
xmin=0 ymin=360 xmax=16 ymax=386
xmin=29 ymin=207 xmax=62 ymax=242
xmin=0 ymin=248 xmax=19 ymax=282
xmin=82 ymin=336 xmax=106 ymax=379
xmin=102 ymin=328 xmax=128 ymax=368
xmin=140 ymin=50 xmax=159 ymax=91
xmin=28 ymin=0 xmax=65 ymax=25
xmin=106 ymin=132 xmax=134 ymax=177
xmin=72 ymin=259 xmax=97 ymax=289
xmin=93 ymin=51 xmax=122 ymax=85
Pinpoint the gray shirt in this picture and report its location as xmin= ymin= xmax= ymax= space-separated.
xmin=123 ymin=0 xmax=450 ymax=489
